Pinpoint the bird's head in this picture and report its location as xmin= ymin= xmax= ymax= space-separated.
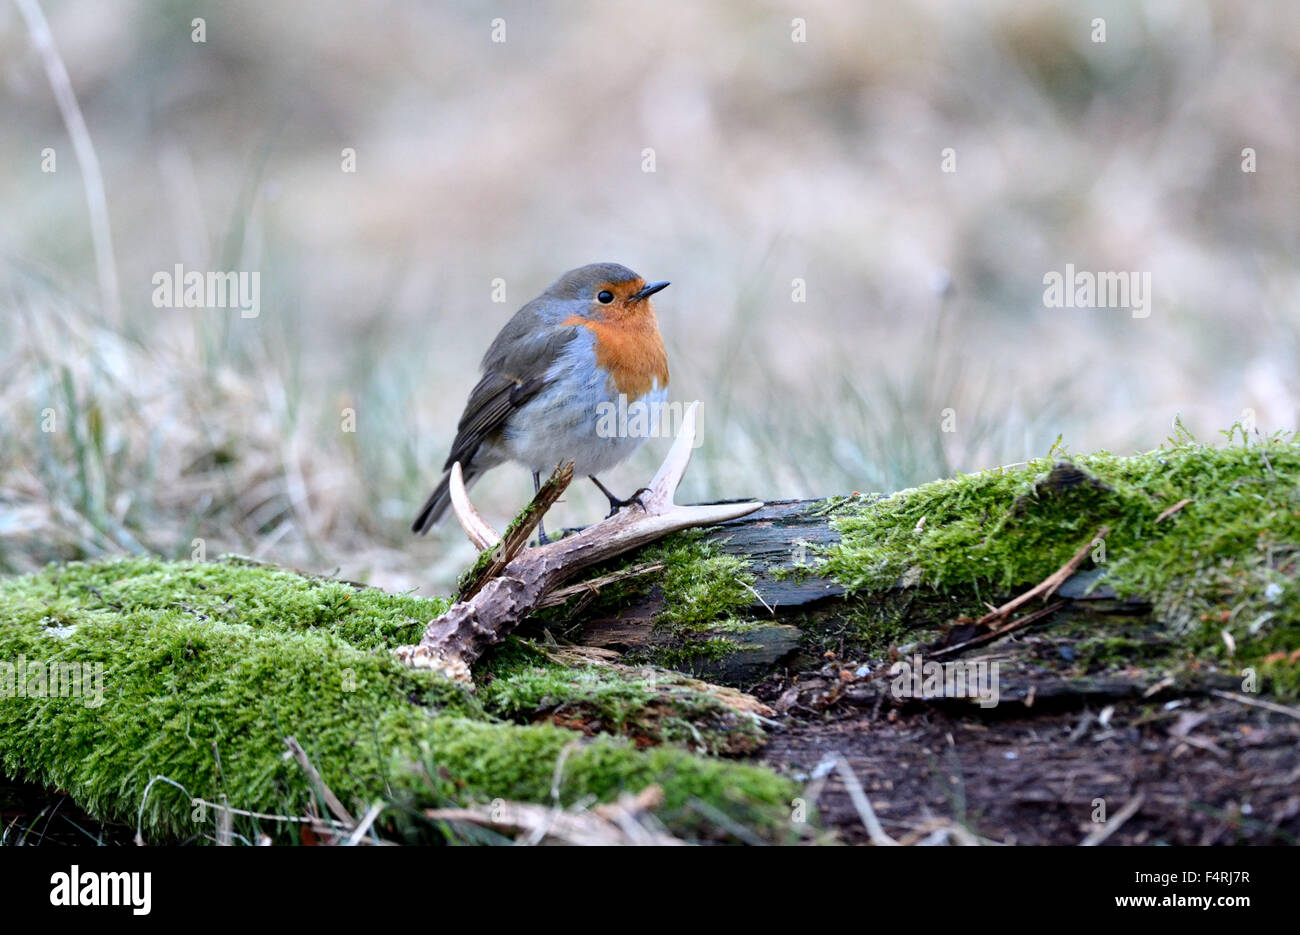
xmin=544 ymin=262 xmax=670 ymax=323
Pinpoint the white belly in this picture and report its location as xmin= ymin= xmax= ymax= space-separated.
xmin=500 ymin=341 xmax=668 ymax=476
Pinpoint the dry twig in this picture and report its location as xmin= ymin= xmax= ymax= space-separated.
xmin=931 ymin=525 xmax=1107 ymax=659
xmin=1080 ymin=793 xmax=1145 ymax=846
xmin=1209 ymin=689 xmax=1300 ymax=722
xmin=1155 ymin=499 xmax=1193 ymax=523
xmin=832 ymin=755 xmax=899 ymax=846
xmin=536 ymin=561 xmax=665 ymax=608
xmin=284 ymin=736 xmax=355 ymax=827
xmin=425 ymin=786 xmax=682 ymax=846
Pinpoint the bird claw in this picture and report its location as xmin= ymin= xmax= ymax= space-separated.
xmin=589 ymin=475 xmax=650 ymax=518
xmin=603 ymin=487 xmax=650 ymax=518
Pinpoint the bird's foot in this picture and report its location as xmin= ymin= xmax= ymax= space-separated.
xmin=590 ymin=475 xmax=650 ymax=518
xmin=605 ymin=487 xmax=651 ymax=518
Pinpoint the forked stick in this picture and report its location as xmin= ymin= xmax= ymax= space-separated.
xmin=395 ymin=402 xmax=762 ymax=683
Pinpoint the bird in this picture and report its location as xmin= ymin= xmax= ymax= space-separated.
xmin=411 ymin=262 xmax=671 ymax=543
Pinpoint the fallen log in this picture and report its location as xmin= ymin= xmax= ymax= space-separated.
xmin=544 ymin=500 xmax=1149 ymax=685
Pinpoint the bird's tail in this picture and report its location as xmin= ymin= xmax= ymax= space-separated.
xmin=411 ymin=466 xmax=478 ymax=535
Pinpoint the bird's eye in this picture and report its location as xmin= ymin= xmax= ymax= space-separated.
xmin=597 ymin=290 xmax=615 ymax=304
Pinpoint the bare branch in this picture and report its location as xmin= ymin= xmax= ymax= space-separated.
xmin=457 ymin=461 xmax=575 ymax=601
xmin=536 ymin=561 xmax=664 ymax=608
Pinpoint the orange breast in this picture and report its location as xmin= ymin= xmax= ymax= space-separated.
xmin=563 ymin=312 xmax=669 ymax=399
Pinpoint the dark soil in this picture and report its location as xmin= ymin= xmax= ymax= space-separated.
xmin=757 ymin=682 xmax=1300 ymax=845
xmin=0 ymin=779 xmax=141 ymax=845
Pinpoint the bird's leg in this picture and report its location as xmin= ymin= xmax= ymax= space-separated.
xmin=532 ymin=471 xmax=550 ymax=544
xmin=589 ymin=475 xmax=650 ymax=519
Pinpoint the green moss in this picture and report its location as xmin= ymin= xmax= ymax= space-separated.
xmin=22 ymin=554 xmax=447 ymax=652
xmin=553 ymin=532 xmax=754 ymax=629
xmin=455 ymin=541 xmax=500 ymax=598
xmin=648 ymin=637 xmax=744 ymax=671
xmin=0 ymin=557 xmax=797 ymax=842
xmin=820 ymin=430 xmax=1300 ymax=692
xmin=838 ymin=592 xmax=927 ymax=655
xmin=478 ymin=653 xmax=767 ymax=755
xmin=651 ymin=536 xmax=756 ymax=630
xmin=531 ymin=531 xmax=768 ymax=676
xmin=1068 ymin=630 xmax=1173 ymax=671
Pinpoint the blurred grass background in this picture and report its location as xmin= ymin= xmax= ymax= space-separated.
xmin=1 ymin=0 xmax=1297 ymax=594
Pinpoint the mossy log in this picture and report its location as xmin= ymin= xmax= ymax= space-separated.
xmin=565 ymin=498 xmax=1150 ymax=685
xmin=0 ymin=557 xmax=798 ymax=845
xmin=538 ymin=440 xmax=1300 ymax=844
xmin=542 ymin=443 xmax=1299 ymax=710
xmin=575 ymin=500 xmax=843 ymax=681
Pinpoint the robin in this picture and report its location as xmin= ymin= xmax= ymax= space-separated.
xmin=411 ymin=262 xmax=671 ymax=543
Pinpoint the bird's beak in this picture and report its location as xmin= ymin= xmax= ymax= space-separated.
xmin=632 ymin=280 xmax=670 ymax=302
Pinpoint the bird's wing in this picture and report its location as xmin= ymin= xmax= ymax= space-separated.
xmin=441 ymin=324 xmax=579 ymax=471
